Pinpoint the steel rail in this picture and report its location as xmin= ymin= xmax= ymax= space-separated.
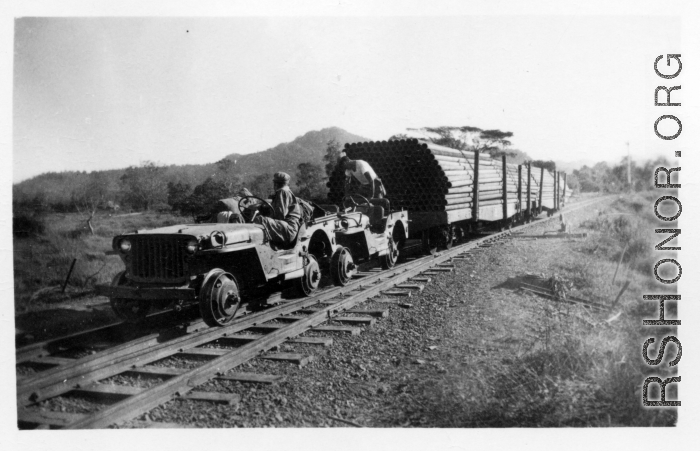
xmin=62 ymin=195 xmax=605 ymax=429
xmin=17 ymin=195 xmax=604 ymax=427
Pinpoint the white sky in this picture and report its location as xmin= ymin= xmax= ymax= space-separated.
xmin=11 ymin=14 xmax=683 ymax=182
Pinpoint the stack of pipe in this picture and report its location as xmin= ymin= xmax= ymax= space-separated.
xmin=326 ymin=139 xmax=558 ymax=214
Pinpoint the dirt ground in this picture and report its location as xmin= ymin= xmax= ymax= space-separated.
xmin=18 ymin=198 xmax=675 ymax=428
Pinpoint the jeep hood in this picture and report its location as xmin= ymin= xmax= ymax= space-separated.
xmin=129 ymin=223 xmax=265 ymax=245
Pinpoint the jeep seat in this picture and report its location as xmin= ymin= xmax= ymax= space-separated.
xmin=271 ymin=223 xmax=307 ymax=251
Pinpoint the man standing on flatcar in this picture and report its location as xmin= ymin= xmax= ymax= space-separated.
xmin=340 ymin=155 xmax=386 ymax=199
xmin=253 ymin=172 xmax=302 ymax=246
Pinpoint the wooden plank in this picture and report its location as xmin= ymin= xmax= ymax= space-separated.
xmin=18 ymin=409 xmax=87 ymax=427
xmin=126 ymin=366 xmax=187 ymax=377
xmin=261 ymin=353 xmax=314 ymax=366
xmin=218 ymin=334 xmax=265 ymax=343
xmin=382 ymin=290 xmax=411 ymax=297
xmin=430 ymin=267 xmax=454 ymax=272
xmin=374 ymin=298 xmax=399 ymax=304
xmin=319 ymin=300 xmax=342 ymax=305
xmin=29 ymin=356 xmax=76 ymax=366
xmin=275 ymin=315 xmax=307 ymax=321
xmin=179 ymin=347 xmax=230 ymax=357
xmin=216 ymin=372 xmax=283 ymax=384
xmin=247 ymin=323 xmax=285 ymax=332
xmin=74 ymin=383 xmax=144 ymax=397
xmin=395 ymin=284 xmax=424 ymax=291
xmin=312 ymin=325 xmax=361 ymax=335
xmin=335 ymin=316 xmax=376 ymax=326
xmin=422 ymin=272 xmax=441 ymax=276
xmin=180 ymin=391 xmax=240 ymax=405
xmin=410 ymin=277 xmax=432 ymax=283
xmin=346 ymin=309 xmax=388 ymax=318
xmin=287 ymin=336 xmax=333 ymax=346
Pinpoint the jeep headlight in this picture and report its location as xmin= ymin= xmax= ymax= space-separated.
xmin=186 ymin=239 xmax=198 ymax=254
xmin=118 ymin=238 xmax=131 ymax=253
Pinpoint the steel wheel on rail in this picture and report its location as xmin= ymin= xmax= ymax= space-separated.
xmin=110 ymin=271 xmax=151 ymax=323
xmin=199 ymin=269 xmax=241 ymax=327
xmin=330 ymin=247 xmax=357 ymax=286
xmin=295 ymin=255 xmax=321 ymax=296
xmin=380 ymin=236 xmax=399 ymax=269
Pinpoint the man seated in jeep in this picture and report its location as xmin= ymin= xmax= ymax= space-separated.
xmin=197 ymin=188 xmax=255 ymax=224
xmin=253 ymin=172 xmax=302 ymax=246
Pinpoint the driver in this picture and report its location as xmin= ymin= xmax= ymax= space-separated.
xmin=209 ymin=188 xmax=254 ymax=224
xmin=340 ymin=155 xmax=386 ymax=199
xmin=253 ymin=172 xmax=302 ymax=246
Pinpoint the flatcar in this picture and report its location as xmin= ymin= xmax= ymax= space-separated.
xmin=328 ymin=139 xmax=570 ymax=251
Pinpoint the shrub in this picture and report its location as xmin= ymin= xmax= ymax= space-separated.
xmin=13 ymin=213 xmax=45 ymax=238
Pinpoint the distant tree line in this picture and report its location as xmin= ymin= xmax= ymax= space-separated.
xmin=13 ymin=140 xmax=343 ymax=234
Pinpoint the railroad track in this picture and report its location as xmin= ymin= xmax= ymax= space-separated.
xmin=16 ymin=196 xmax=605 ymax=429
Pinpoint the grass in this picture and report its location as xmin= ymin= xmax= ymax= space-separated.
xmin=473 ymin=192 xmax=679 ymax=426
xmin=414 ymin=192 xmax=679 ymax=427
xmin=13 ymin=210 xmax=185 ymax=313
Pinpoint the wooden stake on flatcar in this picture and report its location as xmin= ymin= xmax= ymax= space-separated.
xmin=527 ymin=162 xmax=531 ymax=219
xmin=501 ymin=155 xmax=508 ymax=221
xmin=473 ymin=150 xmax=480 ymax=221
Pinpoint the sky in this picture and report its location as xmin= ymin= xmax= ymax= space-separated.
xmin=11 ymin=14 xmax=683 ymax=182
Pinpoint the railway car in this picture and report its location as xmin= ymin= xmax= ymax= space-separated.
xmin=328 ymin=139 xmax=570 ymax=251
xmin=96 ymin=200 xmax=346 ymax=326
xmin=96 ymin=195 xmax=407 ymax=326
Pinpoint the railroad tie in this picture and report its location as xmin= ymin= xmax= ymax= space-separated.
xmin=18 ymin=409 xmax=87 ymax=429
xmin=73 ymin=383 xmax=144 ymax=399
xmin=395 ymin=283 xmax=424 ymax=291
xmin=287 ymin=336 xmax=334 ymax=346
xmin=311 ymin=325 xmax=361 ymax=335
xmin=178 ymin=391 xmax=240 ymax=405
xmin=381 ymin=290 xmax=411 ymax=297
xmin=345 ymin=308 xmax=389 ymax=318
xmin=261 ymin=353 xmax=314 ymax=367
xmin=216 ymin=372 xmax=284 ymax=384
xmin=334 ymin=316 xmax=376 ymax=326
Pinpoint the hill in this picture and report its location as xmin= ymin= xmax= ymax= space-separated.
xmin=220 ymin=127 xmax=368 ymax=181
xmin=13 ymin=127 xmax=370 ymax=210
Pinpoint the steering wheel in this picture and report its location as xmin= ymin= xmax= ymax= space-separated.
xmin=238 ymin=196 xmax=274 ymax=223
xmin=342 ymin=194 xmax=371 ymax=212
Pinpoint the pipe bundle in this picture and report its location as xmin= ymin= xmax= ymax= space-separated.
xmin=327 ymin=139 xmax=560 ymax=214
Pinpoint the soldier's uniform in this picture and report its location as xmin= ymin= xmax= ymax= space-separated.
xmin=254 ymin=173 xmax=301 ymax=245
xmin=209 ymin=188 xmax=254 ymax=224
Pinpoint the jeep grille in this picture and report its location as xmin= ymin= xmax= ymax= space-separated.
xmin=127 ymin=235 xmax=190 ymax=282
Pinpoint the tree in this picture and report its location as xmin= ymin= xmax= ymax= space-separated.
xmin=71 ymin=172 xmax=114 ymax=234
xmin=171 ymin=178 xmax=229 ymax=220
xmin=249 ymin=173 xmax=272 ymax=199
xmin=323 ymin=139 xmax=343 ymax=178
xmin=388 ymin=133 xmax=409 ymax=141
xmin=167 ymin=181 xmax=192 ymax=216
xmin=296 ymin=162 xmax=326 ymax=201
xmin=407 ymin=126 xmax=516 ymax=159
xmin=215 ymin=158 xmax=242 ymax=195
xmin=531 ymin=160 xmax=557 ymax=172
xmin=119 ymin=161 xmax=168 ymax=210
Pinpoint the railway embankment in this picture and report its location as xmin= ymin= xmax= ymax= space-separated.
xmin=110 ymin=194 xmax=674 ymax=427
xmin=18 ymin=194 xmax=675 ymax=428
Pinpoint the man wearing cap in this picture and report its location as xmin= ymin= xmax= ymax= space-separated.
xmin=253 ymin=172 xmax=302 ymax=246
xmin=340 ymin=156 xmax=385 ymax=199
